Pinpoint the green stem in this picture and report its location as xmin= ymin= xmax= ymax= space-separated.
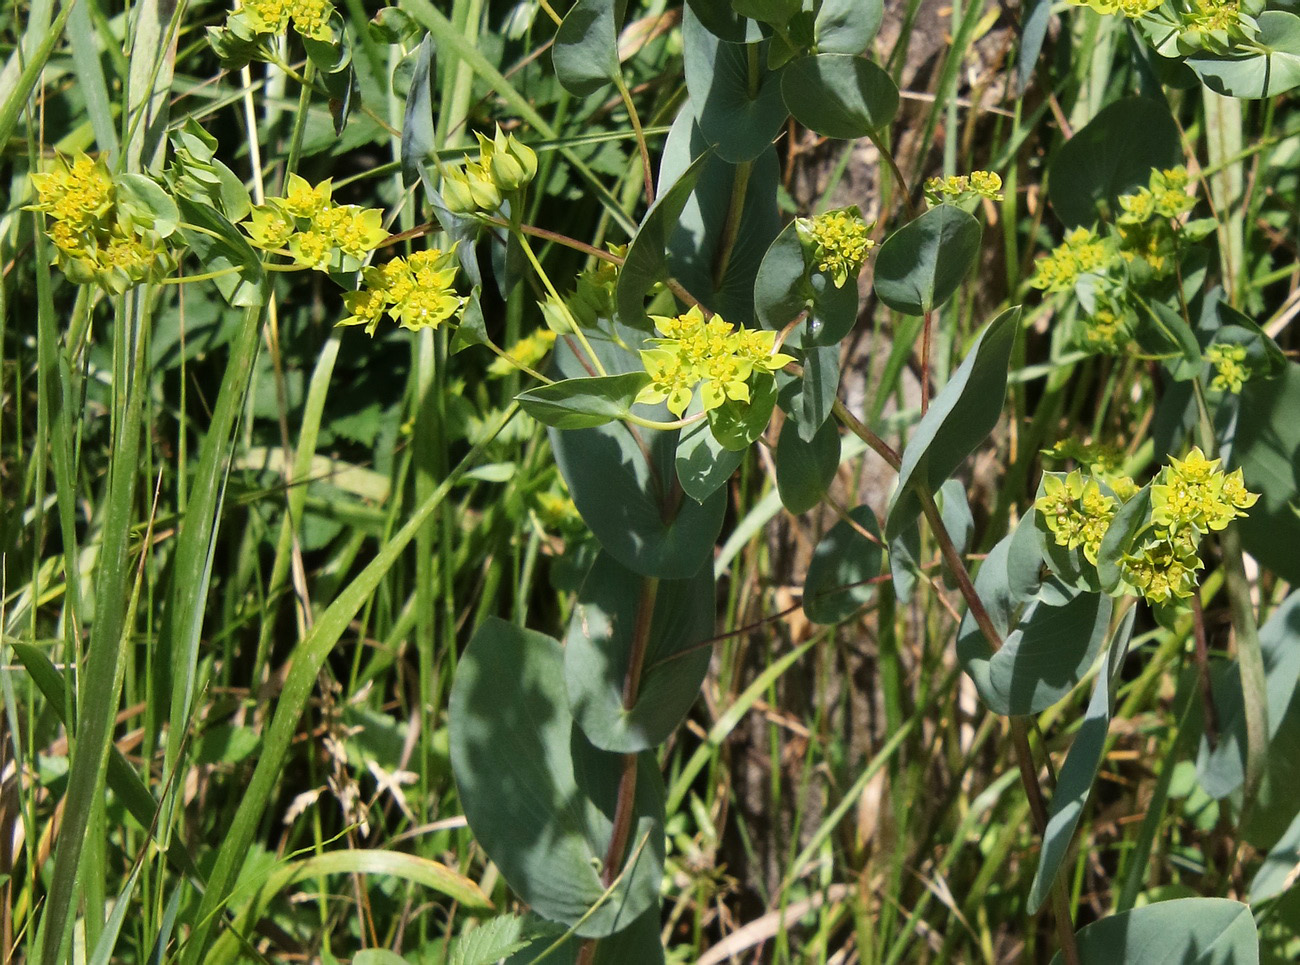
xmin=614 ymin=71 xmax=654 ymax=206
xmin=513 ymin=226 xmax=608 ymax=376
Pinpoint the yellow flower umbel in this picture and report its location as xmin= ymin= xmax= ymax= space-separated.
xmin=924 ymin=170 xmax=1005 ymax=205
xmin=634 ymin=306 xmax=794 ymax=417
xmin=1035 ymin=470 xmax=1122 ymax=564
xmin=339 ymin=246 xmax=464 ymax=335
xmin=795 ymin=207 xmax=875 ymax=288
xmin=242 ymin=174 xmax=388 ymax=273
xmin=1066 ymin=0 xmax=1161 ymax=18
xmin=1150 ymin=446 xmax=1257 ymax=534
xmin=1206 ymin=342 xmax=1250 ymax=394
xmin=28 ymin=153 xmax=178 ymax=293
xmin=1030 ymin=227 xmax=1116 ymax=293
xmin=228 ymin=0 xmax=336 ymax=42
xmin=1112 ymin=446 xmax=1259 ymax=606
xmin=488 ymin=329 xmax=557 ymax=378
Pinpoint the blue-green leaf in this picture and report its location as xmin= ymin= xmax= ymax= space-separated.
xmin=1050 ymin=898 xmax=1258 ymax=964
xmin=565 ymin=553 xmax=715 ymax=753
xmin=803 ymin=505 xmax=885 ymax=624
xmin=553 ymin=0 xmax=619 ymax=96
xmin=450 ymin=619 xmax=664 ymax=937
xmin=780 ymin=53 xmax=898 ymax=138
xmin=873 ymin=204 xmax=981 ymax=316
xmin=885 ymin=308 xmax=1019 ymax=540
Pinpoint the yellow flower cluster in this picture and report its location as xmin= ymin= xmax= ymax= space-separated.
xmin=230 ymin=0 xmax=335 ymax=41
xmin=924 ymin=170 xmax=1005 ymax=204
xmin=338 ymin=247 xmax=464 ymax=336
xmin=1149 ymin=447 xmax=1257 ymax=534
xmin=635 ymin=306 xmax=795 ymax=416
xmin=1035 ymin=470 xmax=1125 ymax=564
xmin=1121 ymin=447 xmax=1258 ymax=604
xmin=1174 ymin=0 xmax=1262 ymax=53
xmin=242 ymin=174 xmax=388 ymax=273
xmin=442 ymin=127 xmax=538 ymax=216
xmin=1081 ymin=298 xmax=1134 ymax=354
xmin=1031 ymin=227 xmax=1115 ymax=293
xmin=28 ymin=154 xmax=177 ymax=293
xmin=1114 ymin=167 xmax=1195 ymax=280
xmin=1206 ymin=342 xmax=1250 ymax=394
xmin=795 ymin=207 xmax=875 ymax=288
xmin=488 ymin=329 xmax=557 ymax=378
xmin=1067 ymin=0 xmax=1161 ymax=18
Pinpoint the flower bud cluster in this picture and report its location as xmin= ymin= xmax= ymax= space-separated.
xmin=924 ymin=170 xmax=1005 ymax=205
xmin=634 ymin=306 xmax=795 ymax=417
xmin=29 ymin=154 xmax=178 ymax=293
xmin=242 ymin=174 xmax=389 ymax=273
xmin=795 ymin=207 xmax=875 ymax=288
xmin=338 ymin=247 xmax=465 ymax=336
xmin=1205 ymin=342 xmax=1250 ymax=394
xmin=441 ymin=128 xmax=538 ymax=216
xmin=537 ymin=247 xmax=624 ymax=334
xmin=1122 ymin=447 xmax=1258 ymax=604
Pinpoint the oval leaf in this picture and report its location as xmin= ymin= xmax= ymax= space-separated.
xmin=517 ymin=372 xmax=649 ymax=429
xmin=958 ymin=578 xmax=1113 ymax=716
xmin=873 ymin=204 xmax=981 ymax=316
xmin=803 ymin=505 xmax=884 ymax=624
xmin=684 ymin=9 xmax=789 ymax=162
xmin=449 ymin=619 xmax=664 ymax=937
xmin=781 ymin=53 xmax=899 ymax=138
xmin=1187 ymin=12 xmax=1300 ymax=99
xmin=776 ymin=417 xmax=841 ymax=514
xmin=676 ymin=401 xmax=745 ymax=503
xmin=553 ymin=0 xmax=619 ymax=96
xmin=1050 ymin=898 xmax=1258 ymax=965
xmin=1047 ymin=97 xmax=1182 ymax=227
xmin=565 ymin=552 xmax=715 ymax=753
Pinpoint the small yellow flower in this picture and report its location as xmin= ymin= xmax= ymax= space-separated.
xmin=636 ymin=348 xmax=697 ymax=416
xmin=289 ymin=0 xmax=334 ymax=40
xmin=244 ymin=204 xmax=295 ymax=250
xmin=280 ymin=173 xmax=332 ymax=219
xmin=289 ymin=229 xmax=332 ymax=269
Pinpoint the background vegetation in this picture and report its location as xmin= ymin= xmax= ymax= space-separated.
xmin=3 ymin=0 xmax=1299 ymax=961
